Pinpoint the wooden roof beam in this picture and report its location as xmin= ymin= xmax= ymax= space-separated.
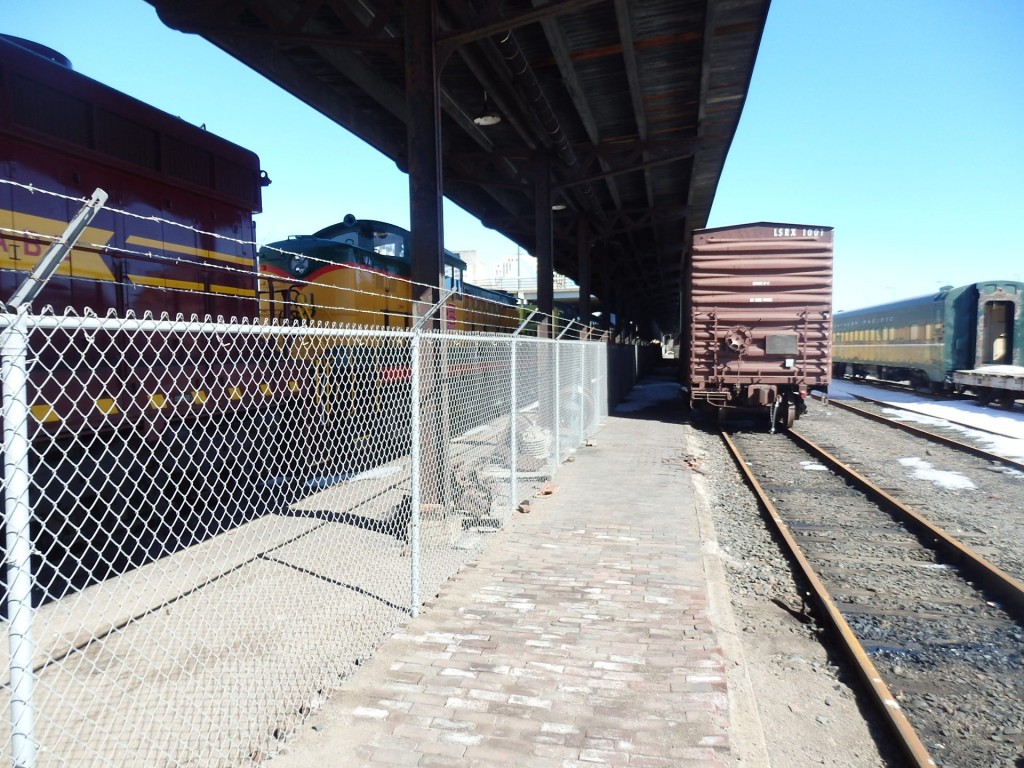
xmin=439 ymin=0 xmax=608 ymax=49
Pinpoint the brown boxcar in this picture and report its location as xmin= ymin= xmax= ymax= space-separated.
xmin=687 ymin=223 xmax=833 ymax=430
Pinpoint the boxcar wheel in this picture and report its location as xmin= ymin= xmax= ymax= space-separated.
xmin=996 ymin=391 xmax=1017 ymax=410
xmin=716 ymin=406 xmax=727 ymax=428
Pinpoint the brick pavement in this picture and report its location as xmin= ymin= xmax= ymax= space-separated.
xmin=272 ymin=380 xmax=745 ymax=767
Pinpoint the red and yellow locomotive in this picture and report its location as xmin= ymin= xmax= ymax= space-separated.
xmin=1 ymin=35 xmax=272 ymax=599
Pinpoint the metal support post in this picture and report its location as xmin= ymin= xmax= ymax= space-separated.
xmin=8 ymin=188 xmax=107 ymax=309
xmin=3 ymin=309 xmax=37 ymax=768
xmin=508 ymin=310 xmax=537 ymax=512
xmin=554 ymin=341 xmax=561 ymax=466
xmin=509 ymin=336 xmax=518 ymax=512
xmin=580 ymin=341 xmax=587 ymax=445
xmin=410 ymin=287 xmax=457 ymax=614
xmin=409 ymin=329 xmax=422 ymax=617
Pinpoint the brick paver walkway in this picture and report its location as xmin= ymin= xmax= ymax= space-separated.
xmin=274 ymin=380 xmax=736 ymax=767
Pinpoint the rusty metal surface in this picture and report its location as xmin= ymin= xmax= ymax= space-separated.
xmin=787 ymin=428 xmax=1024 ymax=620
xmin=720 ymin=430 xmax=936 ymax=768
xmin=818 ymin=395 xmax=1024 ymax=471
xmin=688 ymin=222 xmax=833 ymax=398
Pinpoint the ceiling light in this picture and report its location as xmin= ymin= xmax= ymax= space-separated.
xmin=472 ymin=92 xmax=501 ymax=126
xmin=551 ymin=203 xmax=567 ymax=211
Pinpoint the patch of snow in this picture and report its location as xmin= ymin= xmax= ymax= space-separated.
xmin=799 ymin=460 xmax=829 ymax=471
xmin=898 ymin=457 xmax=975 ymax=490
xmin=965 ymin=364 xmax=1024 ymax=375
xmin=827 ymin=379 xmax=1024 ymax=463
xmin=880 ymin=407 xmax=1024 ymax=462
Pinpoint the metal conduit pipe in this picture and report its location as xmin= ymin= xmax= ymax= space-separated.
xmin=496 ymin=31 xmax=575 ymax=167
xmin=494 ymin=30 xmax=600 ymax=214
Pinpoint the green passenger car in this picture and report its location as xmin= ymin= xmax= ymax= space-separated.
xmin=832 ymin=281 xmax=1024 ymax=391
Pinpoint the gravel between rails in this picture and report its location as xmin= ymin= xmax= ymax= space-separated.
xmin=684 ymin=415 xmax=897 ymax=767
xmin=794 ymin=400 xmax=1024 ymax=598
xmin=686 ymin=395 xmax=1024 ymax=767
xmin=793 ymin=400 xmax=1024 ymax=767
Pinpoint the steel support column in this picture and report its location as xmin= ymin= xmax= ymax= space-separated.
xmin=406 ymin=0 xmax=444 ymax=312
xmin=576 ymin=215 xmax=591 ymax=335
xmin=405 ymin=0 xmax=447 ymax=516
xmin=534 ymin=153 xmax=553 ymax=338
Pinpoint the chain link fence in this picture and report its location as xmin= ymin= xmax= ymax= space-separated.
xmin=1 ymin=307 xmax=608 ymax=767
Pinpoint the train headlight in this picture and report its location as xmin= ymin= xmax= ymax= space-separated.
xmin=290 ymin=255 xmax=310 ymax=275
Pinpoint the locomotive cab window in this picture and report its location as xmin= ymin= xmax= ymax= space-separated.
xmin=374 ymin=236 xmax=401 ymax=259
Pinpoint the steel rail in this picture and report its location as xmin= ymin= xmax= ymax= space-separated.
xmin=720 ymin=431 xmax=936 ymax=768
xmin=848 ymin=392 xmax=1021 ymax=440
xmin=819 ymin=393 xmax=1024 ymax=473
xmin=787 ymin=429 xmax=1024 ymax=620
xmin=817 ymin=395 xmax=1024 ymax=471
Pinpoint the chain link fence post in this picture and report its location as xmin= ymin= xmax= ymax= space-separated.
xmin=583 ymin=342 xmax=590 ymax=440
xmin=554 ymin=341 xmax=561 ymax=465
xmin=409 ymin=327 xmax=422 ymax=618
xmin=2 ymin=309 xmax=37 ymax=768
xmin=509 ymin=335 xmax=518 ymax=511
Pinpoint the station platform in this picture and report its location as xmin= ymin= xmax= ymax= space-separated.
xmin=272 ymin=367 xmax=766 ymax=767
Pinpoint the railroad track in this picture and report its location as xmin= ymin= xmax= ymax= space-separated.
xmin=814 ymin=394 xmax=1024 ymax=472
xmin=722 ymin=427 xmax=1024 ymax=767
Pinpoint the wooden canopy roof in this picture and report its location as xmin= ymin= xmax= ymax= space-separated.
xmin=147 ymin=0 xmax=769 ymax=336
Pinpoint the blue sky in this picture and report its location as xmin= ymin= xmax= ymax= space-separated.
xmin=709 ymin=0 xmax=1024 ymax=311
xmin=4 ymin=1 xmax=1022 ymax=312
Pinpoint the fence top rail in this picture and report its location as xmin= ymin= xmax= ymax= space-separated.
xmin=0 ymin=312 xmax=407 ymax=339
xmin=0 ymin=311 xmax=610 ymax=347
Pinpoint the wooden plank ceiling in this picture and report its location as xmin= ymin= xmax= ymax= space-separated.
xmin=146 ymin=0 xmax=769 ymax=336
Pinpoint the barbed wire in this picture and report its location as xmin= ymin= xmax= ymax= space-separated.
xmin=0 ymin=178 xmax=591 ymax=335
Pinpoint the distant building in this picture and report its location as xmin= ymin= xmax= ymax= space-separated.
xmin=455 ymin=250 xmax=481 ymax=283
xmin=473 ymin=250 xmax=578 ymax=293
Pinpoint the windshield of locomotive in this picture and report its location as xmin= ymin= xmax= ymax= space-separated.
xmin=372 ymin=233 xmax=404 ymax=259
xmin=326 ymin=229 xmax=405 ymax=260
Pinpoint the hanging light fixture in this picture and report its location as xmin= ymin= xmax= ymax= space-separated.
xmin=472 ymin=91 xmax=502 ymax=126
